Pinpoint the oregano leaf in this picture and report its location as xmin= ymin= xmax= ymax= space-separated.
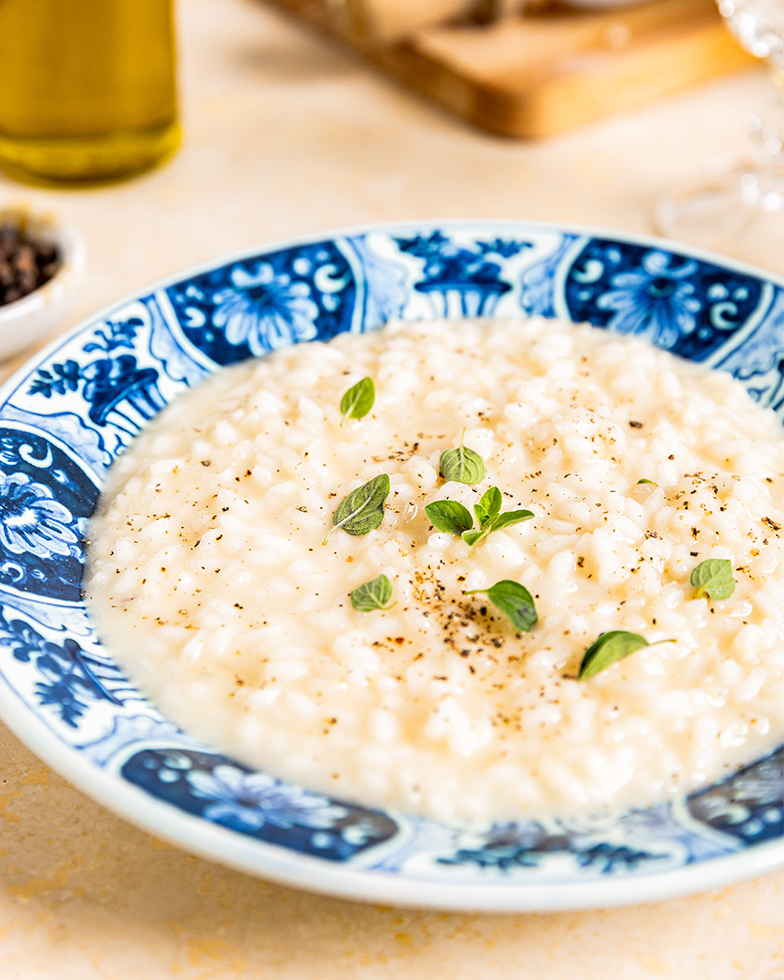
xmin=690 ymin=558 xmax=736 ymax=600
xmin=425 ymin=500 xmax=474 ymax=536
xmin=475 ymin=486 xmax=503 ymax=528
xmin=465 ymin=580 xmax=537 ymax=633
xmin=439 ymin=434 xmax=486 ymax=485
xmin=350 ymin=574 xmax=395 ymax=612
xmin=488 ymin=509 xmax=534 ymax=533
xmin=324 ymin=473 xmax=390 ymax=543
xmin=428 ymin=487 xmax=534 ymax=548
xmin=339 ymin=377 xmax=375 ymax=425
xmin=578 ymin=631 xmax=649 ymax=679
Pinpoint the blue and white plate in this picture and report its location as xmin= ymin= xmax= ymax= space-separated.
xmin=0 ymin=220 xmax=782 ymax=911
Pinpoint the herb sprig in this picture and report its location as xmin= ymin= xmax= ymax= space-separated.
xmin=425 ymin=486 xmax=533 ymax=547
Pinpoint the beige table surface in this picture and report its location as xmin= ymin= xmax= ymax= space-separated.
xmin=1 ymin=0 xmax=783 ymax=976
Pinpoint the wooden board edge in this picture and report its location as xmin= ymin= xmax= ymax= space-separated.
xmin=260 ymin=0 xmax=758 ymax=138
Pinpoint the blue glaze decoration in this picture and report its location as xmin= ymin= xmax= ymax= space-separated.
xmin=394 ymin=230 xmax=531 ymax=318
xmin=687 ymin=746 xmax=784 ymax=846
xmin=121 ymin=748 xmax=399 ymax=860
xmin=164 ymin=241 xmax=357 ymax=365
xmin=23 ymin=309 xmax=166 ymax=445
xmin=563 ymin=239 xmax=766 ymax=359
xmin=0 ymin=603 xmax=131 ymax=727
xmin=0 ymin=429 xmax=97 ymax=600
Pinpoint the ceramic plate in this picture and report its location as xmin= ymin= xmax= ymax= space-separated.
xmin=0 ymin=220 xmax=782 ymax=912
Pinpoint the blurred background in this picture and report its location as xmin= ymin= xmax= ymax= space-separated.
xmin=0 ymin=0 xmax=780 ymax=349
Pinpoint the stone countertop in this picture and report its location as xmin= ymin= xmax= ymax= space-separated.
xmin=0 ymin=0 xmax=782 ymax=976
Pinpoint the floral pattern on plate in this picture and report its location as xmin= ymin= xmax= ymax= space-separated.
xmin=563 ymin=238 xmax=768 ymax=360
xmin=120 ymin=748 xmax=399 ymax=862
xmin=163 ymin=241 xmax=359 ymax=365
xmin=0 ymin=429 xmax=97 ymax=601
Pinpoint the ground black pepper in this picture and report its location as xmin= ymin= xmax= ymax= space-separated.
xmin=0 ymin=220 xmax=61 ymax=305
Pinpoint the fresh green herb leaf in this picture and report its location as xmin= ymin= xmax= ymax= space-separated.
xmin=439 ymin=432 xmax=486 ymax=485
xmin=474 ymin=486 xmax=503 ymax=528
xmin=578 ymin=631 xmax=649 ymax=679
xmin=425 ymin=500 xmax=474 ymax=536
xmin=428 ymin=486 xmax=534 ymax=547
xmin=462 ymin=504 xmax=534 ymax=547
xmin=637 ymin=478 xmax=657 ymax=485
xmin=488 ymin=509 xmax=534 ymax=533
xmin=339 ymin=377 xmax=375 ymax=425
xmin=465 ymin=580 xmax=537 ymax=633
xmin=350 ymin=574 xmax=395 ymax=612
xmin=324 ymin=474 xmax=390 ymax=543
xmin=690 ymin=558 xmax=736 ymax=600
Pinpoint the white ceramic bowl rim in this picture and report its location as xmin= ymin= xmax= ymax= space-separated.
xmin=0 ymin=208 xmax=85 ymax=357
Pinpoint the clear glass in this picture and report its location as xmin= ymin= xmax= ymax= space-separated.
xmin=0 ymin=0 xmax=180 ymax=188
xmin=656 ymin=1 xmax=784 ymax=276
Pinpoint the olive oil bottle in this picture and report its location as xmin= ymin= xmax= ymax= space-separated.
xmin=0 ymin=0 xmax=179 ymax=187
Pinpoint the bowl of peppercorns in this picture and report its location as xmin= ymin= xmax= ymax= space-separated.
xmin=0 ymin=205 xmax=84 ymax=361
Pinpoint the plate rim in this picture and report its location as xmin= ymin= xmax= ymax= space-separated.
xmin=3 ymin=216 xmax=783 ymax=409
xmin=1 ymin=676 xmax=782 ymax=912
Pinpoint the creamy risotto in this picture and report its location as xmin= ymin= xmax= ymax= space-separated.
xmin=85 ymin=317 xmax=784 ymax=824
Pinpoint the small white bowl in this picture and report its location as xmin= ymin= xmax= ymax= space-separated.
xmin=0 ymin=205 xmax=85 ymax=361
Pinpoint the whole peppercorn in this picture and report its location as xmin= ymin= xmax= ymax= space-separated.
xmin=0 ymin=221 xmax=61 ymax=306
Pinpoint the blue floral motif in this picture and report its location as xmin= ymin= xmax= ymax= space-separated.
xmin=26 ymin=312 xmax=164 ymax=438
xmin=80 ymin=355 xmax=163 ymax=430
xmin=212 ymin=264 xmax=319 ymax=355
xmin=120 ymin=748 xmax=399 ymax=860
xmin=26 ymin=359 xmax=82 ymax=398
xmin=0 ymin=429 xmax=97 ymax=601
xmin=394 ymin=231 xmax=531 ymax=317
xmin=687 ymin=746 xmax=784 ymax=846
xmin=0 ymin=605 xmax=131 ymax=727
xmin=165 ymin=241 xmax=357 ymax=366
xmin=564 ymin=239 xmax=766 ymax=360
xmin=0 ymin=472 xmax=80 ymax=560
xmin=519 ymin=233 xmax=581 ymax=317
xmin=595 ymin=250 xmax=701 ymax=348
xmin=343 ymin=235 xmax=410 ymax=331
xmin=707 ymin=288 xmax=784 ymax=413
xmin=82 ymin=314 xmax=141 ymax=354
xmin=437 ymin=823 xmax=666 ymax=874
xmin=187 ymin=764 xmax=347 ymax=832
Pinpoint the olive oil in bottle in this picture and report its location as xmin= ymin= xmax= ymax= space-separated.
xmin=0 ymin=0 xmax=180 ymax=187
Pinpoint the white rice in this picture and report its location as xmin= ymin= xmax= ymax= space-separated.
xmin=85 ymin=317 xmax=784 ymax=824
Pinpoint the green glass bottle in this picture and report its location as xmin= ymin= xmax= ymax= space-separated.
xmin=0 ymin=0 xmax=180 ymax=187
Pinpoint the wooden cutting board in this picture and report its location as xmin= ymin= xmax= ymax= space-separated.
xmin=262 ymin=0 xmax=755 ymax=137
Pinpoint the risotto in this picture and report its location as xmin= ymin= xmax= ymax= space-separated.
xmin=84 ymin=317 xmax=784 ymax=824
